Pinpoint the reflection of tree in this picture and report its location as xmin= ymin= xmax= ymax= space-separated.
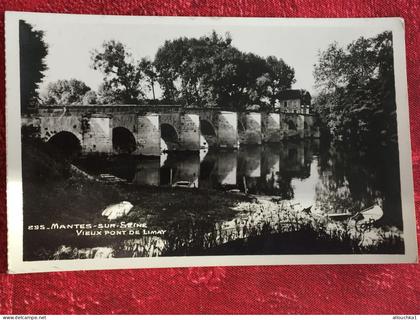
xmin=280 ymin=141 xmax=311 ymax=179
xmin=316 ymin=145 xmax=378 ymax=214
xmin=315 ymin=143 xmax=402 ymax=228
xmin=251 ymin=172 xmax=294 ymax=198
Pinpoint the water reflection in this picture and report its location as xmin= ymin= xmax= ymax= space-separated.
xmin=127 ymin=142 xmax=315 ymax=198
xmin=133 ymin=160 xmax=160 ymax=186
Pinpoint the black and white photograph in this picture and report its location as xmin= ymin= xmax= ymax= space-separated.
xmin=5 ymin=12 xmax=417 ymax=273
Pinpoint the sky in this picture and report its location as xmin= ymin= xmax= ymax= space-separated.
xmin=24 ymin=15 xmax=392 ymax=98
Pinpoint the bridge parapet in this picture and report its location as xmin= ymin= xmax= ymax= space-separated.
xmin=35 ymin=105 xmax=320 ymax=156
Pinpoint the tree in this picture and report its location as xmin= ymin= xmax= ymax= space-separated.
xmin=154 ymin=31 xmax=295 ymax=109
xmin=19 ymin=20 xmax=48 ymax=114
xmin=90 ymin=33 xmax=295 ymax=108
xmin=96 ymin=83 xmax=118 ymax=104
xmin=231 ymin=51 xmax=270 ymax=108
xmin=264 ymin=56 xmax=296 ymax=105
xmin=91 ymin=40 xmax=144 ymax=104
xmin=313 ymin=31 xmax=396 ymax=146
xmin=41 ymin=79 xmax=92 ymax=105
xmin=139 ymin=57 xmax=157 ymax=100
xmin=154 ymin=32 xmax=235 ymax=105
xmin=82 ymin=90 xmax=98 ymax=104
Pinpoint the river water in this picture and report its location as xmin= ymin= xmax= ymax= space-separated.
xmin=76 ymin=139 xmax=403 ymax=229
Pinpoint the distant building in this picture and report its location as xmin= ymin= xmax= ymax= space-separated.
xmin=275 ymin=89 xmax=312 ymax=114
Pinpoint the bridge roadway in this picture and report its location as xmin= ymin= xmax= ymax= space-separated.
xmin=34 ymin=105 xmax=320 ymax=156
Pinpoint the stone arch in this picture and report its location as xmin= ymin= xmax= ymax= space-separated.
xmin=200 ymin=119 xmax=217 ymax=148
xmin=40 ymin=115 xmax=82 ymax=143
xmin=112 ymin=127 xmax=137 ymax=154
xmin=160 ymin=123 xmax=179 ymax=151
xmin=200 ymin=119 xmax=216 ymax=136
xmin=47 ymin=131 xmax=82 ymax=158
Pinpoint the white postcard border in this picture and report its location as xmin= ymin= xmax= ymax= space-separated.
xmin=5 ymin=12 xmax=418 ymax=273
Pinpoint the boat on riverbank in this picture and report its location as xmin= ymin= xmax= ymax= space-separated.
xmin=310 ymin=204 xmax=383 ymax=223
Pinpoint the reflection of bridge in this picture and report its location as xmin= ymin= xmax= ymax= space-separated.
xmin=36 ymin=105 xmax=320 ymax=156
xmin=123 ymin=141 xmax=318 ymax=193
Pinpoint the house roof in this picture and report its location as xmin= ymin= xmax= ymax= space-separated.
xmin=277 ymin=89 xmax=311 ymax=103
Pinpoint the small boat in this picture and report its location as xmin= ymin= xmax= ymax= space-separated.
xmin=352 ymin=205 xmax=384 ymax=223
xmin=305 ymin=207 xmax=351 ymax=219
xmin=311 ymin=205 xmax=383 ymax=223
xmin=98 ymin=173 xmax=126 ymax=184
xmin=325 ymin=212 xmax=352 ymax=218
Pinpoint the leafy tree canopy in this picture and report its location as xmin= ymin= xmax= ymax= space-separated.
xmin=139 ymin=57 xmax=158 ymax=100
xmin=91 ymin=40 xmax=145 ymax=104
xmin=313 ymin=31 xmax=396 ymax=146
xmin=19 ymin=20 xmax=48 ymax=113
xmin=41 ymin=79 xmax=92 ymax=105
xmin=89 ymin=32 xmax=295 ymax=109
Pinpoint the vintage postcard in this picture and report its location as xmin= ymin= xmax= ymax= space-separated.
xmin=5 ymin=12 xmax=417 ymax=273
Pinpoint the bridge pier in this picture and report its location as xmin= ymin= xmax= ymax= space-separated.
xmin=197 ymin=112 xmax=218 ymax=149
xmin=217 ymin=111 xmax=238 ymax=149
xmin=160 ymin=113 xmax=200 ymax=151
xmin=82 ymin=114 xmax=112 ymax=154
xmin=135 ymin=114 xmax=160 ymax=156
xmin=262 ymin=112 xmax=281 ymax=143
xmin=178 ymin=113 xmax=200 ymax=151
xmin=283 ymin=113 xmax=305 ymax=139
xmin=239 ymin=112 xmax=262 ymax=145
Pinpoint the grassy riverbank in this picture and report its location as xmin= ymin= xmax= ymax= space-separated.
xmin=22 ymin=140 xmax=404 ymax=260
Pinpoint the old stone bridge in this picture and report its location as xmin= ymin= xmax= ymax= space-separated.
xmin=36 ymin=105 xmax=320 ymax=156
